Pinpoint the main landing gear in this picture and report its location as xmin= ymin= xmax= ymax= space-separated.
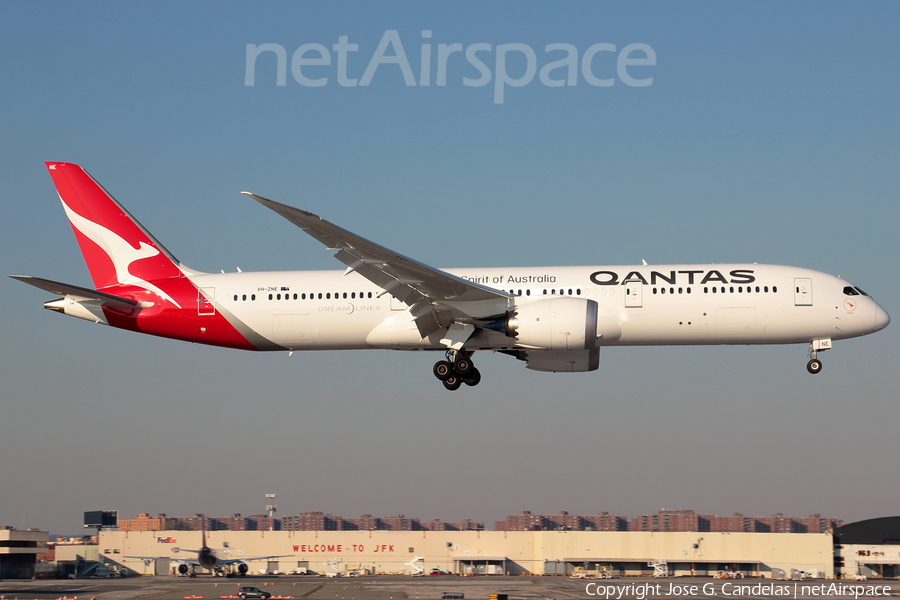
xmin=433 ymin=350 xmax=481 ymax=390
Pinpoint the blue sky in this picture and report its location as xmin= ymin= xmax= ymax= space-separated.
xmin=1 ymin=2 xmax=898 ymax=536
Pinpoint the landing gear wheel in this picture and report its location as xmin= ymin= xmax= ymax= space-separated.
xmin=443 ymin=375 xmax=462 ymax=391
xmin=462 ymin=368 xmax=481 ymax=387
xmin=453 ymin=356 xmax=473 ymax=376
xmin=433 ymin=360 xmax=453 ymax=381
xmin=807 ymin=359 xmax=822 ymax=374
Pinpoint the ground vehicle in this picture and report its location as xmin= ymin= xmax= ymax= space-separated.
xmin=717 ymin=570 xmax=744 ymax=579
xmin=238 ymin=587 xmax=272 ymax=600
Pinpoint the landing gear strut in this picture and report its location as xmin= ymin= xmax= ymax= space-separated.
xmin=807 ymin=339 xmax=830 ymax=374
xmin=434 ymin=349 xmax=481 ymax=390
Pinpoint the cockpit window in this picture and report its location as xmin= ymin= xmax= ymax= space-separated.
xmin=844 ymin=286 xmax=869 ymax=297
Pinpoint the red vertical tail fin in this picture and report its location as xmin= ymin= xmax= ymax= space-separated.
xmin=45 ymin=162 xmax=186 ymax=291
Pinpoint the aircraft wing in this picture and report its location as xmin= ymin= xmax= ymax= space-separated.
xmin=219 ymin=554 xmax=294 ymax=565
xmin=244 ymin=193 xmax=510 ymax=303
xmin=124 ymin=555 xmax=200 ymax=565
xmin=9 ymin=276 xmax=138 ymax=309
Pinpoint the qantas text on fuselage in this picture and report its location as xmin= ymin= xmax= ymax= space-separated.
xmin=11 ymin=163 xmax=890 ymax=391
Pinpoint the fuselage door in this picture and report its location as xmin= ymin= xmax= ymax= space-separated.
xmin=794 ymin=278 xmax=813 ymax=306
xmin=625 ymin=281 xmax=643 ymax=308
xmin=198 ymin=287 xmax=215 ymax=315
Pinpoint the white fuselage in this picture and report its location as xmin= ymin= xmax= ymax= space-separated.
xmin=189 ymin=263 xmax=888 ymax=352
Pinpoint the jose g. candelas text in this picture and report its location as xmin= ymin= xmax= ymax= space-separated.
xmin=245 ymin=30 xmax=656 ymax=103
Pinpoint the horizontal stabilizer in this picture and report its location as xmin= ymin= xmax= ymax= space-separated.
xmin=9 ymin=276 xmax=138 ymax=309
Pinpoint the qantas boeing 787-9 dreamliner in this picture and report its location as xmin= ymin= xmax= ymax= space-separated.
xmin=12 ymin=163 xmax=890 ymax=390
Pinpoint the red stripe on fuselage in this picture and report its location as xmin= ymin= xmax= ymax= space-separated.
xmin=99 ymin=279 xmax=258 ymax=351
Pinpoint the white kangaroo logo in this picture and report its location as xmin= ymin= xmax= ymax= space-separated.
xmin=61 ymin=199 xmax=182 ymax=308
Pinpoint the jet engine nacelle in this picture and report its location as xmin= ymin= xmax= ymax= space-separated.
xmin=237 ymin=563 xmax=249 ymax=575
xmin=504 ymin=297 xmax=599 ymax=350
xmin=178 ymin=563 xmax=189 ymax=575
xmin=521 ymin=348 xmax=600 ymax=372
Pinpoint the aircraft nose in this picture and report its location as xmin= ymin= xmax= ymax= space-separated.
xmin=874 ymin=304 xmax=891 ymax=332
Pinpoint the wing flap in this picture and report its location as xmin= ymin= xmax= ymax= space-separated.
xmin=334 ymin=249 xmax=427 ymax=305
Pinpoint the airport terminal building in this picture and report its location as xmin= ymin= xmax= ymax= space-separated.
xmin=0 ymin=527 xmax=48 ymax=579
xmin=100 ymin=529 xmax=835 ymax=579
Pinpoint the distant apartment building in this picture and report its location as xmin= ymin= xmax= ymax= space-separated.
xmin=495 ymin=511 xmax=629 ymax=531
xmin=117 ymin=513 xmax=177 ymax=532
xmin=496 ymin=510 xmax=840 ymax=533
xmin=629 ymin=510 xmax=843 ymax=533
xmin=115 ymin=512 xmax=483 ymax=532
xmin=117 ymin=510 xmax=836 ymax=533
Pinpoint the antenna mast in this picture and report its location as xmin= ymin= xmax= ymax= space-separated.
xmin=265 ymin=494 xmax=277 ymax=531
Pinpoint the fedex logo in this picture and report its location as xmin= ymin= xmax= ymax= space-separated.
xmin=157 ymin=537 xmax=177 ymax=543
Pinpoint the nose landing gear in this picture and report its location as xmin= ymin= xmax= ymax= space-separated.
xmin=433 ymin=350 xmax=481 ymax=390
xmin=807 ymin=339 xmax=831 ymax=374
